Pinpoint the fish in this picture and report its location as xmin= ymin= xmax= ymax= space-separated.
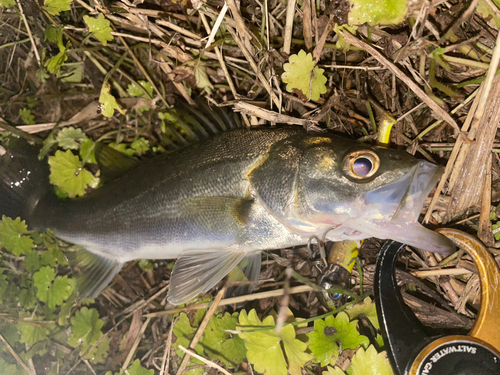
xmin=0 ymin=108 xmax=454 ymax=305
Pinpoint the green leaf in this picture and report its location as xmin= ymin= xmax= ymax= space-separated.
xmin=19 ymin=108 xmax=35 ymax=125
xmin=346 ymin=297 xmax=380 ymax=330
xmin=175 ymin=60 xmax=214 ymax=94
xmin=131 ymin=138 xmax=150 ymax=155
xmin=375 ymin=334 xmax=385 ymax=348
xmin=109 ymin=142 xmax=135 ymax=156
xmin=137 ymin=259 xmax=154 ymax=271
xmin=348 ymin=0 xmax=406 ymax=26
xmin=56 ymin=127 xmax=87 ymax=150
xmin=33 ymin=266 xmax=74 ymax=308
xmin=478 ymin=0 xmax=500 ymax=28
xmin=200 ymin=312 xmax=246 ymax=367
xmin=17 ymin=321 xmax=48 ymax=347
xmin=0 ymin=216 xmax=34 ymax=256
xmin=48 ymin=150 xmax=99 ymax=198
xmin=40 ymin=250 xmax=57 ymax=267
xmin=127 ymin=359 xmax=154 ymax=375
xmin=19 ymin=288 xmax=37 ymax=309
xmin=44 ymin=0 xmax=72 ymax=15
xmin=45 ymin=25 xmax=64 ymax=47
xmin=173 ymin=313 xmax=204 ymax=359
xmin=127 ymin=81 xmax=154 ymax=97
xmin=39 ymin=132 xmax=58 ymax=160
xmin=79 ymin=137 xmax=97 ymax=164
xmin=85 ymin=336 xmax=110 ymax=363
xmin=69 ymin=307 xmax=107 ymax=358
xmin=27 ymin=97 xmax=38 ymax=109
xmin=44 ymin=45 xmax=68 ymax=76
xmin=0 ymin=273 xmax=8 ymax=303
xmin=324 ymin=367 xmax=346 ymax=375
xmin=36 ymin=67 xmax=50 ymax=83
xmin=173 ymin=313 xmax=205 ymax=374
xmin=0 ymin=0 xmax=15 ymax=8
xmin=84 ymin=13 xmax=114 ymax=46
xmin=282 ymin=50 xmax=327 ymax=102
xmin=99 ymin=82 xmax=126 ymax=118
xmin=25 ymin=250 xmax=42 ymax=273
xmin=238 ymin=309 xmax=312 ymax=375
xmin=493 ymin=222 xmax=500 ymax=241
xmin=349 ymin=345 xmax=394 ymax=375
xmin=60 ymin=61 xmax=84 ymax=83
xmin=307 ymin=312 xmax=369 ymax=367
xmin=0 ymin=357 xmax=28 ymax=375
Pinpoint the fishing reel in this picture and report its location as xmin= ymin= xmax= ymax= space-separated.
xmin=374 ymin=229 xmax=500 ymax=375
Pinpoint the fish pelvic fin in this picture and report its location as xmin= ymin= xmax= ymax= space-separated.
xmin=167 ymin=249 xmax=248 ymax=305
xmin=226 ymin=252 xmax=262 ymax=298
xmin=0 ymin=137 xmax=51 ymax=225
xmin=67 ymin=248 xmax=124 ymax=299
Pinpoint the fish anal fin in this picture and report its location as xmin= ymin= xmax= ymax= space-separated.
xmin=167 ymin=249 xmax=247 ymax=305
xmin=67 ymin=248 xmax=124 ymax=299
xmin=94 ymin=143 xmax=140 ymax=181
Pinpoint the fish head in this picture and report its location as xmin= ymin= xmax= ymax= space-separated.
xmin=289 ymin=135 xmax=454 ymax=253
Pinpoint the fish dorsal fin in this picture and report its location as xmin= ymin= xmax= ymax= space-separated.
xmin=167 ymin=249 xmax=247 ymax=305
xmin=66 ymin=248 xmax=124 ymax=299
xmin=94 ymin=143 xmax=140 ymax=181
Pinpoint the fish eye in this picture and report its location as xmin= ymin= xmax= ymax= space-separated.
xmin=342 ymin=150 xmax=380 ymax=180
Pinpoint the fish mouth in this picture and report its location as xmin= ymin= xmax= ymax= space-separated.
xmin=331 ymin=161 xmax=455 ymax=253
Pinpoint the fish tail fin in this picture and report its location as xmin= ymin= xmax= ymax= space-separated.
xmin=67 ymin=248 xmax=124 ymax=299
xmin=0 ymin=137 xmax=51 ymax=225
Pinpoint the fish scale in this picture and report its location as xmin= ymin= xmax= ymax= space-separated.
xmin=0 ymin=118 xmax=454 ymax=305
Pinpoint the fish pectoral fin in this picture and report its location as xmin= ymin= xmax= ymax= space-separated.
xmin=226 ymin=252 xmax=262 ymax=298
xmin=181 ymin=197 xmax=253 ymax=227
xmin=66 ymin=248 xmax=124 ymax=299
xmin=94 ymin=142 xmax=140 ymax=181
xmin=167 ymin=249 xmax=247 ymax=305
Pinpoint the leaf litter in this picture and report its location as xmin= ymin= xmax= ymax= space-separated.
xmin=0 ymin=0 xmax=499 ymax=373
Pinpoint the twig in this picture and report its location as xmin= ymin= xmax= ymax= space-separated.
xmin=0 ymin=333 xmax=33 ymax=375
xmin=275 ymin=268 xmax=292 ymax=333
xmin=225 ymin=0 xmax=256 ymax=53
xmin=159 ymin=317 xmax=176 ymax=375
xmin=175 ymin=287 xmax=226 ymax=375
xmin=200 ymin=12 xmax=238 ymax=98
xmin=122 ymin=317 xmax=151 ymax=370
xmin=412 ymin=268 xmax=472 ymax=277
xmin=302 ymin=0 xmax=313 ymax=51
xmin=339 ymin=30 xmax=464 ymax=137
xmin=178 ymin=345 xmax=233 ymax=375
xmin=16 ymin=0 xmax=41 ymax=66
xmin=226 ymin=26 xmax=281 ymax=108
xmin=234 ymin=101 xmax=320 ymax=129
xmin=0 ymin=118 xmax=43 ymax=144
xmin=155 ymin=19 xmax=202 ymax=41
xmin=115 ymin=34 xmax=168 ymax=107
xmin=203 ymin=2 xmax=228 ymax=49
xmin=282 ymin=0 xmax=296 ymax=54
xmin=485 ymin=0 xmax=500 ymax=18
xmin=144 ymin=285 xmax=314 ymax=318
